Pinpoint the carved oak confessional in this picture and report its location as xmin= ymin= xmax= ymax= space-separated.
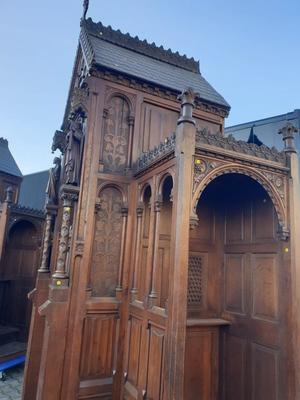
xmin=22 ymin=10 xmax=300 ymax=400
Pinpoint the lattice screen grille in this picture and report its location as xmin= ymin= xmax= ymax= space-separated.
xmin=187 ymin=255 xmax=203 ymax=305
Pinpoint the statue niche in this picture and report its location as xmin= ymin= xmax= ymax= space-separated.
xmin=102 ymin=96 xmax=130 ymax=173
xmin=65 ymin=111 xmax=86 ymax=185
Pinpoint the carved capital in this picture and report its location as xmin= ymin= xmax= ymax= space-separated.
xmin=189 ymin=212 xmax=199 ymax=230
xmin=128 ymin=115 xmax=135 ymax=126
xmin=60 ymin=184 xmax=79 ymax=205
xmin=121 ymin=205 xmax=129 ymax=217
xmin=136 ymin=203 xmax=144 ymax=217
xmin=278 ymin=225 xmax=290 ymax=241
xmin=177 ymin=88 xmax=199 ymax=125
xmin=278 ymin=122 xmax=298 ymax=154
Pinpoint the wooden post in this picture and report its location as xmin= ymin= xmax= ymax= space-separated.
xmin=279 ymin=123 xmax=300 ymax=398
xmin=0 ymin=187 xmax=12 ymax=263
xmin=164 ymin=88 xmax=197 ymax=400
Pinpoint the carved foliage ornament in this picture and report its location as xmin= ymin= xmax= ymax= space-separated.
xmin=91 ymin=187 xmax=124 ymax=296
xmin=192 ymin=161 xmax=288 ymax=239
xmin=102 ymin=96 xmax=130 ymax=173
xmin=196 ymin=128 xmax=286 ymax=164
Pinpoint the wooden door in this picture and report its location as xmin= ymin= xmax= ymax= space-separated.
xmin=1 ymin=220 xmax=40 ymax=338
xmin=219 ymin=175 xmax=285 ymax=400
xmin=192 ymin=174 xmax=286 ymax=399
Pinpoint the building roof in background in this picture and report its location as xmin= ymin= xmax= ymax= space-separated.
xmin=19 ymin=170 xmax=49 ymax=211
xmin=0 ymin=138 xmax=22 ymax=178
xmin=81 ymin=19 xmax=230 ymax=110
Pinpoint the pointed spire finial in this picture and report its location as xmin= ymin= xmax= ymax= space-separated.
xmin=83 ymin=0 xmax=89 ymax=20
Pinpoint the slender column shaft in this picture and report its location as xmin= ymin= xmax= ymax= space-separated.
xmin=52 ymin=196 xmax=73 ymax=279
xmin=116 ymin=207 xmax=128 ymax=291
xmin=149 ymin=199 xmax=162 ymax=305
xmin=130 ymin=204 xmax=143 ymax=301
xmin=39 ymin=213 xmax=54 ymax=273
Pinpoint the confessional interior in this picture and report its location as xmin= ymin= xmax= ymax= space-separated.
xmin=185 ymin=173 xmax=284 ymax=400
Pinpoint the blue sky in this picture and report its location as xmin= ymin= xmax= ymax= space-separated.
xmin=1 ymin=0 xmax=299 ymax=174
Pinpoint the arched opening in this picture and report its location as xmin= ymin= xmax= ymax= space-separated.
xmin=185 ymin=173 xmax=286 ymax=400
xmin=157 ymin=175 xmax=173 ymax=308
xmin=0 ymin=220 xmax=40 ymax=340
xmin=136 ymin=184 xmax=152 ymax=302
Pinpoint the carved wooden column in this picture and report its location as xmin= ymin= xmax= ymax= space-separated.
xmin=164 ymin=88 xmax=197 ymax=400
xmin=279 ymin=122 xmax=300 ymax=399
xmin=130 ymin=203 xmax=144 ymax=301
xmin=126 ymin=115 xmax=135 ymax=171
xmin=52 ymin=186 xmax=78 ymax=280
xmin=116 ymin=205 xmax=129 ymax=293
xmin=149 ymin=196 xmax=162 ymax=306
xmin=38 ymin=206 xmax=57 ymax=273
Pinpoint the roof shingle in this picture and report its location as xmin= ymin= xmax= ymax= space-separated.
xmin=0 ymin=138 xmax=22 ymax=178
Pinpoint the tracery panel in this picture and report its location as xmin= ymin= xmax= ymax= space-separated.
xmin=90 ymin=187 xmax=124 ymax=297
xmin=102 ymin=96 xmax=130 ymax=173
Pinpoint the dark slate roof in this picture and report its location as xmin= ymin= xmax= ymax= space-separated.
xmin=0 ymin=138 xmax=22 ymax=178
xmin=19 ymin=170 xmax=49 ymax=211
xmin=81 ymin=19 xmax=230 ymax=110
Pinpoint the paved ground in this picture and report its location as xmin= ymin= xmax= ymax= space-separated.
xmin=0 ymin=366 xmax=23 ymax=400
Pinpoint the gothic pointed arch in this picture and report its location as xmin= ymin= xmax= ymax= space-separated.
xmin=101 ymin=94 xmax=133 ymax=173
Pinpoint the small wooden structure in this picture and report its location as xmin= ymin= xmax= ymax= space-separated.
xmin=23 ymin=10 xmax=300 ymax=400
xmin=0 ymin=140 xmax=44 ymax=372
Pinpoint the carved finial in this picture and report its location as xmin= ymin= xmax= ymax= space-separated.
xmin=177 ymin=88 xmax=199 ymax=126
xmin=278 ymin=122 xmax=298 ymax=153
xmin=82 ymin=0 xmax=89 ymax=21
xmin=5 ymin=186 xmax=13 ymax=203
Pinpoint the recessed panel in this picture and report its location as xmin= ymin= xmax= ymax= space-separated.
xmin=146 ymin=326 xmax=165 ymax=400
xmin=252 ymin=343 xmax=279 ymax=400
xmin=224 ymin=334 xmax=247 ymax=400
xmin=224 ymin=254 xmax=245 ymax=315
xmin=80 ymin=315 xmax=117 ymax=380
xmin=252 ymin=254 xmax=278 ymax=321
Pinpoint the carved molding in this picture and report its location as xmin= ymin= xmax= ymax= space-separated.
xmin=90 ymin=68 xmax=229 ymax=118
xmin=196 ymin=128 xmax=287 ymax=165
xmin=136 ymin=132 xmax=176 ymax=173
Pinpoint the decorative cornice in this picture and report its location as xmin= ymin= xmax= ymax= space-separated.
xmin=90 ymin=67 xmax=229 ymax=118
xmin=83 ymin=18 xmax=199 ymax=73
xmin=136 ymin=132 xmax=176 ymax=173
xmin=10 ymin=204 xmax=45 ymax=218
xmin=196 ymin=128 xmax=286 ymax=165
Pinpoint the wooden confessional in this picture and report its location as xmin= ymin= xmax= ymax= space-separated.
xmin=22 ymin=15 xmax=300 ymax=400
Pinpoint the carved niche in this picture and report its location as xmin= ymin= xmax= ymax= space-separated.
xmin=91 ymin=187 xmax=124 ymax=296
xmin=102 ymin=96 xmax=131 ymax=173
